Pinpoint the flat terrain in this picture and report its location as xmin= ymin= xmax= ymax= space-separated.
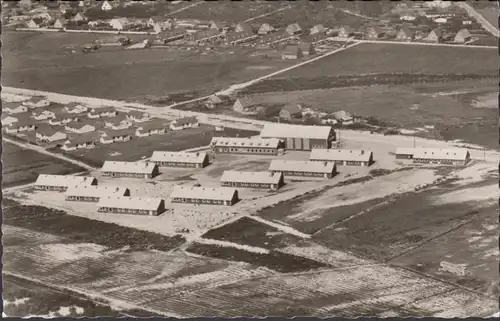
xmin=2 ymin=32 xmax=296 ymax=101
xmin=2 ymin=142 xmax=86 ymax=188
xmin=237 ymin=80 xmax=499 ymax=148
xmin=275 ymin=43 xmax=498 ymax=77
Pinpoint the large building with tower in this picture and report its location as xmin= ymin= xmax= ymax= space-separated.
xmin=220 ymin=170 xmax=285 ymax=190
xmin=210 ymin=137 xmax=283 ymax=155
xmin=170 ymin=186 xmax=239 ymax=206
xmin=260 ymin=123 xmax=335 ymax=150
xmin=309 ymin=149 xmax=374 ymax=166
xmin=269 ymin=160 xmax=337 ymax=179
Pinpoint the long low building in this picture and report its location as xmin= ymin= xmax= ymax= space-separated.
xmin=210 ymin=137 xmax=283 ymax=155
xmin=101 ymin=161 xmax=159 ymax=179
xmin=395 ymin=148 xmax=470 ymax=165
xmin=34 ymin=174 xmax=97 ymax=192
xmin=65 ymin=185 xmax=130 ymax=202
xmin=309 ymin=149 xmax=374 ymax=166
xmin=97 ymin=196 xmax=166 ymax=216
xmin=150 ymin=151 xmax=209 ymax=168
xmin=221 ymin=170 xmax=284 ymax=190
xmin=170 ymin=186 xmax=239 ymax=206
xmin=269 ymin=160 xmax=337 ymax=179
xmin=260 ymin=123 xmax=336 ymax=151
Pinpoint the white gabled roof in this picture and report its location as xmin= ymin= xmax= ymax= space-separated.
xmin=97 ymin=196 xmax=163 ymax=211
xmin=150 ymin=151 xmax=207 ymax=164
xmin=413 ymin=148 xmax=469 ymax=161
xmin=170 ymin=186 xmax=237 ymax=201
xmin=260 ymin=123 xmax=333 ymax=140
xmin=35 ymin=174 xmax=96 ymax=187
xmin=269 ymin=160 xmax=335 ymax=174
xmin=221 ymin=171 xmax=282 ymax=185
xmin=101 ymin=161 xmax=157 ymax=174
xmin=65 ymin=185 xmax=128 ymax=198
xmin=310 ymin=149 xmax=373 ymax=162
xmin=210 ymin=137 xmax=280 ymax=148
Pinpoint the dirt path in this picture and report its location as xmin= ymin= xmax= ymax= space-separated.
xmin=165 ymin=1 xmax=205 ymax=17
xmin=243 ymin=5 xmax=292 ymax=23
xmin=3 ymin=137 xmax=97 ymax=171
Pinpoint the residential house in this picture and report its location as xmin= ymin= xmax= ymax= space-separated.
xmin=190 ymin=29 xmax=224 ymax=45
xmin=454 ymin=28 xmax=471 ymax=43
xmin=225 ymin=30 xmax=259 ymax=46
xmin=4 ymin=121 xmax=37 ymax=134
xmin=88 ymin=107 xmax=117 ymax=119
xmin=396 ymin=24 xmax=414 ymax=41
xmin=32 ymin=109 xmax=56 ymax=121
xmin=126 ymin=111 xmax=151 ymax=123
xmin=364 ymin=26 xmax=385 ymax=40
xmin=104 ymin=116 xmax=132 ymax=130
xmin=298 ymin=41 xmax=315 ymax=56
xmin=109 ymin=18 xmax=129 ymax=31
xmin=258 ymin=23 xmax=275 ymax=35
xmin=309 ymin=149 xmax=374 ymax=167
xmin=65 ymin=185 xmax=130 ymax=202
xmin=205 ymin=95 xmax=225 ymax=109
xmin=232 ymin=97 xmax=263 ymax=115
xmin=61 ymin=136 xmax=96 ymax=151
xmin=4 ymin=103 xmax=29 ymax=114
xmin=53 ymin=18 xmax=67 ymax=29
xmin=285 ymin=23 xmax=302 ymax=35
xmin=260 ymin=30 xmax=294 ymax=47
xmin=157 ymin=27 xmax=189 ymax=43
xmin=279 ymin=104 xmax=303 ymax=121
xmin=338 ymin=26 xmax=354 ymax=39
xmin=169 ymin=116 xmax=199 ymax=131
xmin=135 ymin=121 xmax=168 ymax=137
xmin=310 ymin=24 xmax=326 ymax=35
xmin=425 ymin=28 xmax=444 ymax=43
xmin=282 ymin=45 xmax=302 ymax=60
xmin=65 ymin=122 xmax=96 ymax=134
xmin=72 ymin=12 xmax=87 ymax=22
xmin=332 ymin=110 xmax=354 ymax=125
xmin=100 ymin=129 xmax=132 ymax=144
xmin=169 ymin=186 xmax=239 ymax=206
xmin=22 ymin=96 xmax=50 ymax=108
xmin=26 ymin=18 xmax=42 ymax=28
xmin=36 ymin=128 xmax=67 ymax=143
xmin=1 ymin=115 xmax=18 ymax=127
xmin=101 ymin=0 xmax=113 ymax=11
xmin=235 ymin=22 xmax=252 ymax=33
xmin=97 ymin=196 xmax=165 ymax=216
xmin=64 ymin=102 xmax=88 ymax=114
xmin=34 ymin=174 xmax=97 ymax=192
xmin=101 ymin=161 xmax=159 ymax=179
xmin=49 ymin=115 xmax=79 ymax=126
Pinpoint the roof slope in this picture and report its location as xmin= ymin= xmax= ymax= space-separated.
xmin=260 ymin=123 xmax=332 ymax=140
xmin=221 ymin=171 xmax=282 ymax=184
xmin=151 ymin=151 xmax=207 ymax=163
xmin=170 ymin=186 xmax=237 ymax=201
xmin=309 ymin=149 xmax=373 ymax=162
xmin=210 ymin=137 xmax=281 ymax=148
xmin=97 ymin=196 xmax=163 ymax=211
xmin=413 ymin=148 xmax=469 ymax=160
xmin=65 ymin=185 xmax=128 ymax=198
xmin=269 ymin=160 xmax=335 ymax=173
xmin=101 ymin=161 xmax=157 ymax=174
xmin=35 ymin=174 xmax=96 ymax=187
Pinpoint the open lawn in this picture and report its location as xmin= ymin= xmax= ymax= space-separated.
xmin=276 ymin=43 xmax=498 ymax=77
xmin=2 ymin=142 xmax=86 ymax=188
xmin=57 ymin=125 xmax=258 ymax=167
xmin=2 ymin=31 xmax=295 ymax=101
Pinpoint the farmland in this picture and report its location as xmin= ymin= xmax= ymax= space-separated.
xmin=2 ymin=31 xmax=296 ymax=102
xmin=2 ymin=142 xmax=86 ymax=188
xmin=272 ymin=43 xmax=498 ymax=77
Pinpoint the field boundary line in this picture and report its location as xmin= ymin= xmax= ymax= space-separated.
xmin=243 ymin=5 xmax=292 ymax=23
xmin=166 ymin=1 xmax=205 ymax=17
xmin=249 ymin=215 xmax=312 ymax=239
xmin=2 ymin=271 xmax=178 ymax=317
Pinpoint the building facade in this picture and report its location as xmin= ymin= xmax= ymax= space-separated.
xmin=210 ymin=137 xmax=283 ymax=155
xmin=260 ymin=123 xmax=335 ymax=151
xmin=309 ymin=149 xmax=374 ymax=166
xmin=170 ymin=186 xmax=239 ymax=206
xmin=97 ymin=197 xmax=166 ymax=216
xmin=269 ymin=160 xmax=337 ymax=179
xmin=101 ymin=161 xmax=160 ymax=179
xmin=34 ymin=174 xmax=97 ymax=192
xmin=65 ymin=185 xmax=130 ymax=202
xmin=220 ymin=170 xmax=284 ymax=191
xmin=412 ymin=149 xmax=470 ymax=166
xmin=150 ymin=151 xmax=209 ymax=168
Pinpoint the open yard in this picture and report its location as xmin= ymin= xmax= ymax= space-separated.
xmin=2 ymin=31 xmax=295 ymax=101
xmin=2 ymin=142 xmax=86 ymax=188
xmin=275 ymin=43 xmax=498 ymax=77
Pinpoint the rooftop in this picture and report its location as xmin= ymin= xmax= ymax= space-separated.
xmin=210 ymin=137 xmax=281 ymax=148
xmin=170 ymin=185 xmax=237 ymax=201
xmin=65 ymin=185 xmax=129 ymax=198
xmin=101 ymin=161 xmax=157 ymax=174
xmin=150 ymin=151 xmax=207 ymax=163
xmin=309 ymin=149 xmax=373 ymax=162
xmin=221 ymin=170 xmax=283 ymax=185
xmin=260 ymin=123 xmax=333 ymax=140
xmin=35 ymin=174 xmax=96 ymax=187
xmin=269 ymin=159 xmax=336 ymax=174
xmin=97 ymin=196 xmax=163 ymax=211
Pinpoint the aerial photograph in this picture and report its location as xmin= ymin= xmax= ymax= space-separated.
xmin=1 ymin=0 xmax=499 ymax=318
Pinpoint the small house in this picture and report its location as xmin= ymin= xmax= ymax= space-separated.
xmin=126 ymin=111 xmax=151 ymax=123
xmin=232 ymin=97 xmax=263 ymax=115
xmin=101 ymin=0 xmax=113 ymax=11
xmin=396 ymin=24 xmax=414 ymax=41
xmin=425 ymin=28 xmax=444 ymax=43
xmin=32 ymin=109 xmax=56 ymax=121
xmin=210 ymin=21 xmax=225 ymax=31
xmin=26 ymin=19 xmax=42 ymax=29
xmin=364 ymin=26 xmax=385 ymax=40
xmin=285 ymin=23 xmax=302 ymax=36
xmin=59 ymin=4 xmax=70 ymax=14
xmin=100 ymin=129 xmax=133 ymax=144
xmin=36 ymin=128 xmax=67 ymax=143
xmin=104 ymin=117 xmax=132 ymax=130
xmin=258 ymin=23 xmax=275 ymax=35
xmin=72 ymin=12 xmax=87 ymax=22
xmin=205 ymin=95 xmax=224 ymax=109
xmin=22 ymin=96 xmax=50 ymax=108
xmin=169 ymin=116 xmax=199 ymax=131
xmin=279 ymin=104 xmax=303 ymax=121
xmin=454 ymin=28 xmax=471 ymax=43
xmin=135 ymin=121 xmax=168 ymax=137
xmin=88 ymin=107 xmax=117 ymax=119
xmin=53 ymin=18 xmax=67 ymax=29
xmin=282 ymin=45 xmax=302 ymax=60
xmin=310 ymin=24 xmax=326 ymax=35
xmin=109 ymin=18 xmax=129 ymax=31
xmin=338 ymin=26 xmax=354 ymax=39
xmin=235 ymin=22 xmax=252 ymax=33
xmin=64 ymin=102 xmax=88 ymax=114
xmin=4 ymin=103 xmax=29 ymax=114
xmin=61 ymin=136 xmax=96 ymax=151
xmin=4 ymin=121 xmax=37 ymax=134
xmin=332 ymin=110 xmax=354 ymax=125
xmin=2 ymin=115 xmax=18 ymax=127
xmin=65 ymin=123 xmax=96 ymax=134
xmin=49 ymin=115 xmax=79 ymax=126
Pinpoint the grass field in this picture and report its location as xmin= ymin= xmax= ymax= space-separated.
xmin=2 ymin=142 xmax=86 ymax=188
xmin=276 ymin=43 xmax=498 ymax=77
xmin=56 ymin=125 xmax=258 ymax=167
xmin=2 ymin=31 xmax=295 ymax=101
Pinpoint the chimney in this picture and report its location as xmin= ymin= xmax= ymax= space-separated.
xmin=361 ymin=150 xmax=364 ymax=155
